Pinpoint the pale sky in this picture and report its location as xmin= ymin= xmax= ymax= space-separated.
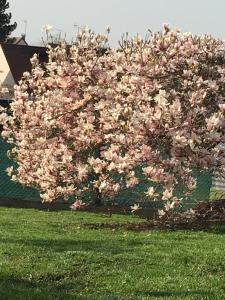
xmin=9 ymin=0 xmax=225 ymax=46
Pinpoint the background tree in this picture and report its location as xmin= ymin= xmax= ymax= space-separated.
xmin=0 ymin=0 xmax=17 ymax=42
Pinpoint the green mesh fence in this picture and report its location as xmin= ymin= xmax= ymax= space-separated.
xmin=0 ymin=137 xmax=213 ymax=209
xmin=0 ymin=139 xmax=41 ymax=201
xmin=113 ymin=168 xmax=212 ymax=210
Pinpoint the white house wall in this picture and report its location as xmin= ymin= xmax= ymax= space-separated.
xmin=0 ymin=46 xmax=15 ymax=90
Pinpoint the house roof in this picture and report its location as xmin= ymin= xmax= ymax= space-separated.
xmin=1 ymin=44 xmax=48 ymax=83
xmin=7 ymin=36 xmax=28 ymax=45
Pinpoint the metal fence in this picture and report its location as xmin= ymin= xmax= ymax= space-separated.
xmin=0 ymin=139 xmax=41 ymax=201
xmin=0 ymin=137 xmax=215 ymax=209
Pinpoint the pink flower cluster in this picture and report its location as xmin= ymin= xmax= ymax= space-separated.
xmin=2 ymin=25 xmax=225 ymax=213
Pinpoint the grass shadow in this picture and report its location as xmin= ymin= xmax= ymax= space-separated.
xmin=201 ymin=223 xmax=225 ymax=234
xmin=0 ymin=276 xmax=80 ymax=300
xmin=0 ymin=237 xmax=142 ymax=255
xmin=0 ymin=276 xmax=216 ymax=300
xmin=138 ymin=289 xmax=214 ymax=299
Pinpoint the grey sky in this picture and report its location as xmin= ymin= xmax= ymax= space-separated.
xmin=9 ymin=0 xmax=225 ymax=46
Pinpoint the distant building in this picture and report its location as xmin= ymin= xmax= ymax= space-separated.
xmin=0 ymin=42 xmax=48 ymax=97
xmin=6 ymin=35 xmax=28 ymax=46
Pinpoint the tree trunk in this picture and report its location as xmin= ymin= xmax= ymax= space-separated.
xmin=93 ymin=187 xmax=103 ymax=206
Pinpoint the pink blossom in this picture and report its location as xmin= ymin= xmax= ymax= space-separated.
xmin=131 ymin=203 xmax=141 ymax=213
xmin=70 ymin=199 xmax=85 ymax=210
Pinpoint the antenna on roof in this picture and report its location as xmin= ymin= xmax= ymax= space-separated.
xmin=73 ymin=23 xmax=79 ymax=34
xmin=22 ymin=20 xmax=28 ymax=38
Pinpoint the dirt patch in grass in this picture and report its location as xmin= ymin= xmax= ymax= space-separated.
xmin=84 ymin=200 xmax=225 ymax=231
xmin=0 ymin=198 xmax=71 ymax=211
xmin=84 ymin=219 xmax=225 ymax=232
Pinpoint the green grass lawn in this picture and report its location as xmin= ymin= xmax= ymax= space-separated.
xmin=0 ymin=207 xmax=224 ymax=300
xmin=210 ymin=189 xmax=225 ymax=200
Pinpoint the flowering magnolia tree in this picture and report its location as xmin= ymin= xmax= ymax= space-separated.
xmin=1 ymin=25 xmax=225 ymax=213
